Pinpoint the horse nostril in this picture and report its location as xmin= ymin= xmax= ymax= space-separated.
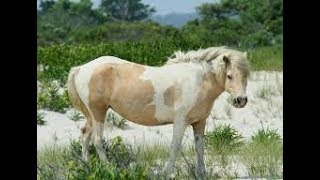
xmin=236 ymin=96 xmax=247 ymax=104
xmin=243 ymin=96 xmax=248 ymax=103
xmin=236 ymin=97 xmax=241 ymax=104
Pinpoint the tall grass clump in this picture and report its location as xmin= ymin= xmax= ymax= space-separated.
xmin=241 ymin=128 xmax=283 ymax=179
xmin=205 ymin=124 xmax=244 ymax=154
xmin=205 ymin=124 xmax=244 ymax=167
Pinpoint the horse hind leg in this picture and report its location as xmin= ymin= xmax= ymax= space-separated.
xmin=89 ymin=106 xmax=108 ymax=161
xmin=77 ymin=104 xmax=93 ymax=162
xmin=81 ymin=121 xmax=92 ymax=162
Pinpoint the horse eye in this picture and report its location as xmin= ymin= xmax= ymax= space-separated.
xmin=227 ymin=75 xmax=232 ymax=80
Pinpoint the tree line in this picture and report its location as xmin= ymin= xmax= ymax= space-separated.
xmin=37 ymin=0 xmax=283 ymax=49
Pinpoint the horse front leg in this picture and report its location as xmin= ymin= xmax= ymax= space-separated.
xmin=191 ymin=120 xmax=206 ymax=178
xmin=167 ymin=120 xmax=187 ymax=179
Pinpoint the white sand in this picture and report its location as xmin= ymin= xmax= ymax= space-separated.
xmin=37 ymin=71 xmax=283 ymax=149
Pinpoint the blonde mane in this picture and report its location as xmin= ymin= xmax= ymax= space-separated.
xmin=165 ymin=46 xmax=229 ymax=65
xmin=165 ymin=46 xmax=250 ymax=82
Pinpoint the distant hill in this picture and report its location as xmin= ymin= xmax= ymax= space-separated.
xmin=150 ymin=12 xmax=199 ymax=28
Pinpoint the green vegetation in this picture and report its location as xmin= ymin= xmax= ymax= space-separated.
xmin=38 ymin=0 xmax=282 ymax=48
xmin=37 ymin=39 xmax=199 ymax=83
xmin=37 ymin=137 xmax=148 ymax=180
xmin=38 ymin=128 xmax=282 ymax=179
xmin=37 ymin=111 xmax=46 ymax=125
xmin=37 ymin=82 xmax=70 ymax=113
xmin=205 ymin=124 xmax=244 ymax=171
xmin=205 ymin=124 xmax=244 ymax=155
xmin=99 ymin=0 xmax=155 ymax=22
xmin=249 ymin=45 xmax=283 ymax=71
xmin=106 ymin=113 xmax=127 ymax=129
xmin=67 ymin=111 xmax=84 ymax=122
xmin=37 ymin=42 xmax=282 ymax=84
xmin=241 ymin=128 xmax=283 ymax=178
xmin=37 ymin=0 xmax=283 ymax=84
xmin=182 ymin=0 xmax=282 ymax=48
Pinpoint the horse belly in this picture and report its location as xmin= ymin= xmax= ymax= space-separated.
xmin=110 ymin=90 xmax=174 ymax=126
xmin=109 ymin=63 xmax=174 ymax=126
xmin=110 ymin=102 xmax=170 ymax=126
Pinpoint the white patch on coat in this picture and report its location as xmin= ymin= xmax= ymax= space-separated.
xmin=74 ymin=56 xmax=127 ymax=107
xmin=139 ymin=62 xmax=206 ymax=122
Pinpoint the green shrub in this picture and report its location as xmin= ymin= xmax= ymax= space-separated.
xmin=68 ymin=111 xmax=84 ymax=122
xmin=37 ymin=39 xmax=202 ymax=83
xmin=251 ymin=128 xmax=282 ymax=146
xmin=37 ymin=42 xmax=282 ymax=84
xmin=205 ymin=124 xmax=244 ymax=154
xmin=65 ymin=137 xmax=147 ymax=180
xmin=37 ymin=111 xmax=46 ymax=125
xmin=106 ymin=113 xmax=126 ymax=129
xmin=37 ymin=82 xmax=70 ymax=113
xmin=37 ymin=137 xmax=148 ymax=180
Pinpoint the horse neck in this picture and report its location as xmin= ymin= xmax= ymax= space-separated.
xmin=207 ymin=72 xmax=225 ymax=100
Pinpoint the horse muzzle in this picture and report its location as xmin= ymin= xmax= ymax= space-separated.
xmin=233 ymin=96 xmax=248 ymax=108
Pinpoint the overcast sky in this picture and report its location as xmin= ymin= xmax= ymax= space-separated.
xmin=138 ymin=0 xmax=214 ymax=15
xmin=37 ymin=0 xmax=216 ymax=15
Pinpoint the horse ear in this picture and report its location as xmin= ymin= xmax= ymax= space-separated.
xmin=223 ymin=55 xmax=231 ymax=70
xmin=223 ymin=55 xmax=230 ymax=65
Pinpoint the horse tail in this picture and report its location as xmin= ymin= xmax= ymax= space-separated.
xmin=67 ymin=66 xmax=87 ymax=114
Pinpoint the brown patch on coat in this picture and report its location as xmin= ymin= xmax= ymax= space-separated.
xmin=88 ymin=63 xmax=161 ymax=126
xmin=163 ymin=86 xmax=182 ymax=107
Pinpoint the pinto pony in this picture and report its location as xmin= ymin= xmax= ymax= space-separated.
xmin=67 ymin=46 xmax=250 ymax=178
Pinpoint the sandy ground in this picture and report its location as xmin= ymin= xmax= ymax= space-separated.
xmin=37 ymin=71 xmax=282 ymax=150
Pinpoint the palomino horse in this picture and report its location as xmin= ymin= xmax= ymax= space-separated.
xmin=67 ymin=46 xmax=250 ymax=178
